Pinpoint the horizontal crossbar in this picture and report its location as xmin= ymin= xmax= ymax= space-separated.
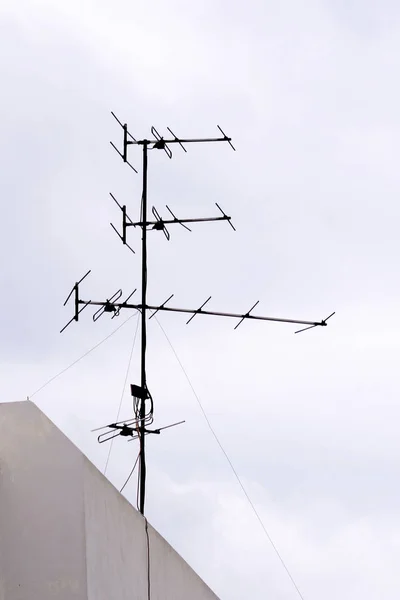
xmin=78 ymin=299 xmax=328 ymax=328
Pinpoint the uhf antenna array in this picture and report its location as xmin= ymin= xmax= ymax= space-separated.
xmin=61 ymin=112 xmax=334 ymax=515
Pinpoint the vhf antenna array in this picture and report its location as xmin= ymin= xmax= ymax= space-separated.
xmin=61 ymin=112 xmax=334 ymax=515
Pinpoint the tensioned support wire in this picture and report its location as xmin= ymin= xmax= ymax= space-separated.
xmin=153 ymin=316 xmax=307 ymax=600
xmin=30 ymin=313 xmax=137 ymax=400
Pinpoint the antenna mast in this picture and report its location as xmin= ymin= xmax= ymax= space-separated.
xmin=140 ymin=140 xmax=148 ymax=515
xmin=61 ymin=113 xmax=334 ymax=515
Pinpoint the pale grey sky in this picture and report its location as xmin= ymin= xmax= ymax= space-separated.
xmin=1 ymin=1 xmax=400 ymax=598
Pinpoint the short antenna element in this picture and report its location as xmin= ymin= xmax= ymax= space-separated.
xmin=61 ymin=113 xmax=334 ymax=516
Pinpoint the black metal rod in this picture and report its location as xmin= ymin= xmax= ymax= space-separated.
xmin=123 ymin=124 xmax=128 ymax=162
xmin=110 ymin=142 xmax=138 ymax=173
xmin=60 ymin=315 xmax=76 ymax=334
xmin=148 ymin=304 xmax=324 ymax=327
xmin=149 ymin=294 xmax=174 ymax=319
xmin=155 ymin=420 xmax=185 ymax=432
xmin=111 ymin=115 xmax=230 ymax=147
xmin=216 ymin=202 xmax=236 ymax=230
xmin=139 ymin=141 xmax=148 ymax=515
xmin=234 ymin=300 xmax=260 ymax=330
xmin=134 ymin=136 xmax=231 ymax=146
xmin=91 ymin=414 xmax=149 ymax=434
xmin=63 ymin=271 xmax=91 ymax=306
xmin=122 ymin=205 xmax=127 ymax=244
xmin=127 ymin=420 xmax=186 ymax=441
xmin=111 ymin=111 xmax=124 ymax=128
xmin=110 ymin=192 xmax=122 ymax=209
xmin=78 ymin=299 xmax=327 ymax=328
xmin=78 ymin=270 xmax=91 ymax=286
xmin=110 ymin=141 xmax=124 ymax=159
xmin=110 ymin=222 xmax=123 ymax=242
xmin=74 ymin=284 xmax=79 ymax=321
xmin=217 ymin=125 xmax=236 ymax=151
xmin=166 ymin=205 xmax=192 ymax=231
xmin=295 ymin=324 xmax=317 ymax=334
xmin=167 ymin=127 xmax=187 ymax=152
xmin=186 ymin=296 xmax=212 ymax=324
xmin=128 ymin=215 xmax=231 ymax=228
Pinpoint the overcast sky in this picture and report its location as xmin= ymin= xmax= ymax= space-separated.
xmin=2 ymin=0 xmax=400 ymax=598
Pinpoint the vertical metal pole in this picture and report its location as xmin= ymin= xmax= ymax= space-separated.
xmin=123 ymin=124 xmax=128 ymax=162
xmin=74 ymin=284 xmax=79 ymax=322
xmin=139 ymin=141 xmax=148 ymax=515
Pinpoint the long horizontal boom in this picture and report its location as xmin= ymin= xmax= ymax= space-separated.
xmin=134 ymin=136 xmax=231 ymax=145
xmin=146 ymin=303 xmax=326 ymax=327
xmin=78 ymin=299 xmax=331 ymax=329
xmin=129 ymin=216 xmax=230 ymax=227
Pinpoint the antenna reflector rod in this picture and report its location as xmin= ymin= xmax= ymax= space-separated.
xmin=60 ymin=270 xmax=92 ymax=333
xmin=111 ymin=111 xmax=137 ymax=143
xmin=109 ymin=192 xmax=123 ymax=210
xmin=111 ymin=111 xmax=124 ymax=128
xmin=110 ymin=142 xmax=138 ymax=173
xmin=109 ymin=193 xmax=136 ymax=252
xmin=110 ymin=112 xmax=138 ymax=172
xmin=110 ymin=223 xmax=135 ymax=254
xmin=63 ymin=270 xmax=91 ymax=306
xmin=60 ymin=301 xmax=90 ymax=334
xmin=77 ymin=270 xmax=92 ymax=286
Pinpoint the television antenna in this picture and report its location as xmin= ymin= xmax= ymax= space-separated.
xmin=61 ymin=112 xmax=334 ymax=515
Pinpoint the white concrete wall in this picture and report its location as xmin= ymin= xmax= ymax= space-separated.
xmin=0 ymin=401 xmax=219 ymax=600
